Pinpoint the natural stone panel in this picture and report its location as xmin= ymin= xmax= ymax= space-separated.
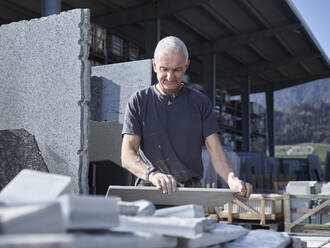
xmin=154 ymin=204 xmax=205 ymax=218
xmin=58 ymin=195 xmax=119 ymax=230
xmin=107 ymin=186 xmax=237 ymax=206
xmin=116 ymin=216 xmax=213 ymax=238
xmin=0 ymin=129 xmax=48 ymax=190
xmin=0 ymin=169 xmax=72 ymax=205
xmin=0 ymin=9 xmax=91 ymax=193
xmin=224 ymin=230 xmax=291 ymax=248
xmin=90 ymin=59 xmax=153 ymax=123
xmin=0 ymin=232 xmax=177 ymax=248
xmin=88 ymin=121 xmax=123 ymax=165
xmin=0 ymin=202 xmax=65 ymax=234
xmin=178 ymin=223 xmax=248 ymax=248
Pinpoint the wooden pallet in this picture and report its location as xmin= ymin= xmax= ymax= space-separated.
xmin=219 ymin=194 xmax=283 ymax=225
xmin=284 ymin=193 xmax=330 ymax=233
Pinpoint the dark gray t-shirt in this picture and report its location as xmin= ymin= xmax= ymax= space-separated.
xmin=122 ymin=85 xmax=219 ymax=183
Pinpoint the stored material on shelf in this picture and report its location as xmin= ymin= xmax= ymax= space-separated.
xmin=106 ymin=186 xmax=237 ymax=206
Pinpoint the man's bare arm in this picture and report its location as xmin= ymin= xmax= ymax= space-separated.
xmin=205 ymin=133 xmax=253 ymax=201
xmin=121 ymin=134 xmax=177 ymax=194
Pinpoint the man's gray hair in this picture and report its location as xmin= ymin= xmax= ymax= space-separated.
xmin=154 ymin=36 xmax=189 ymax=61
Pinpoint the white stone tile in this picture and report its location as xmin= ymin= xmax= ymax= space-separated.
xmin=154 ymin=204 xmax=205 ymax=218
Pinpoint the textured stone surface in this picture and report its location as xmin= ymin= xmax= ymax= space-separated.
xmin=0 ymin=202 xmax=65 ymax=234
xmin=0 ymin=169 xmax=72 ymax=205
xmin=117 ymin=216 xmax=214 ymax=238
xmin=0 ymin=232 xmax=177 ymax=248
xmin=90 ymin=59 xmax=152 ymax=123
xmin=224 ymin=230 xmax=291 ymax=248
xmin=0 ymin=129 xmax=48 ymax=190
xmin=154 ymin=204 xmax=205 ymax=218
xmin=178 ymin=223 xmax=248 ymax=248
xmin=0 ymin=9 xmax=91 ymax=193
xmin=58 ymin=195 xmax=119 ymax=230
xmin=88 ymin=121 xmax=123 ymax=165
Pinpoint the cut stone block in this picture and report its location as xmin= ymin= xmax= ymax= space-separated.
xmin=89 ymin=121 xmax=123 ymax=165
xmin=224 ymin=230 xmax=291 ymax=248
xmin=0 ymin=202 xmax=65 ymax=234
xmin=0 ymin=232 xmax=177 ymax=248
xmin=0 ymin=129 xmax=48 ymax=190
xmin=107 ymin=186 xmax=237 ymax=206
xmin=118 ymin=201 xmax=139 ymax=216
xmin=0 ymin=9 xmax=91 ymax=193
xmin=58 ymin=195 xmax=119 ymax=230
xmin=116 ymin=216 xmax=215 ymax=238
xmin=154 ymin=204 xmax=205 ymax=218
xmin=0 ymin=169 xmax=72 ymax=205
xmin=118 ymin=200 xmax=155 ymax=216
xmin=90 ymin=59 xmax=152 ymax=123
xmin=178 ymin=223 xmax=248 ymax=248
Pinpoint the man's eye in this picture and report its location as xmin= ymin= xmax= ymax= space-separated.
xmin=161 ymin=68 xmax=168 ymax=72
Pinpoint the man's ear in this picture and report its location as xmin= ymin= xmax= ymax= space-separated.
xmin=185 ymin=59 xmax=190 ymax=70
xmin=152 ymin=58 xmax=157 ymax=73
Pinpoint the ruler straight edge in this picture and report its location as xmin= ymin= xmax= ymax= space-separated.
xmin=106 ymin=186 xmax=238 ymax=206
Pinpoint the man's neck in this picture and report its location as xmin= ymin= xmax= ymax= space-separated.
xmin=156 ymin=83 xmax=183 ymax=97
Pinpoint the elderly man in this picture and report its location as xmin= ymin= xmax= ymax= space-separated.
xmin=121 ymin=36 xmax=252 ymax=201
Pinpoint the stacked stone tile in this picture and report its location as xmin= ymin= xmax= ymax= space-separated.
xmin=0 ymin=169 xmax=303 ymax=247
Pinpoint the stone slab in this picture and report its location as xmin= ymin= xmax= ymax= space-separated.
xmin=90 ymin=59 xmax=153 ymax=123
xmin=0 ymin=129 xmax=48 ymax=190
xmin=0 ymin=232 xmax=177 ymax=248
xmin=178 ymin=223 xmax=248 ymax=248
xmin=58 ymin=195 xmax=119 ymax=230
xmin=107 ymin=186 xmax=237 ymax=207
xmin=224 ymin=230 xmax=291 ymax=248
xmin=0 ymin=202 xmax=65 ymax=234
xmin=116 ymin=216 xmax=215 ymax=238
xmin=118 ymin=201 xmax=139 ymax=216
xmin=0 ymin=9 xmax=91 ymax=193
xmin=154 ymin=204 xmax=205 ymax=218
xmin=0 ymin=169 xmax=72 ymax=205
xmin=88 ymin=121 xmax=123 ymax=165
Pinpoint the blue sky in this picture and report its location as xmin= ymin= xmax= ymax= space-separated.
xmin=291 ymin=0 xmax=330 ymax=59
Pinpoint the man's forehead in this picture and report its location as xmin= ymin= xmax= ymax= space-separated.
xmin=154 ymin=51 xmax=187 ymax=66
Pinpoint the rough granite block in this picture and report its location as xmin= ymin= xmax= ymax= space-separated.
xmin=90 ymin=59 xmax=152 ymax=123
xmin=178 ymin=223 xmax=248 ymax=248
xmin=58 ymin=195 xmax=119 ymax=230
xmin=116 ymin=216 xmax=215 ymax=238
xmin=0 ymin=169 xmax=72 ymax=205
xmin=0 ymin=232 xmax=177 ymax=248
xmin=0 ymin=9 xmax=91 ymax=193
xmin=0 ymin=129 xmax=48 ymax=190
xmin=224 ymin=230 xmax=291 ymax=248
xmin=0 ymin=202 xmax=65 ymax=234
xmin=154 ymin=204 xmax=205 ymax=218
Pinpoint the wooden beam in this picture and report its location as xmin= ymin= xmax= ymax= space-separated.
xmin=94 ymin=0 xmax=203 ymax=28
xmin=106 ymin=186 xmax=237 ymax=207
xmin=189 ymin=23 xmax=301 ymax=56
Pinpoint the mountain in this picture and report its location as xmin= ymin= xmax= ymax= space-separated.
xmin=250 ymin=78 xmax=330 ymax=111
xmin=274 ymin=101 xmax=330 ymax=145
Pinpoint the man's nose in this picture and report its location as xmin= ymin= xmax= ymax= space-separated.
xmin=166 ymin=71 xmax=175 ymax=81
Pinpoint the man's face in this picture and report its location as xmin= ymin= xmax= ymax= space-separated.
xmin=152 ymin=51 xmax=190 ymax=94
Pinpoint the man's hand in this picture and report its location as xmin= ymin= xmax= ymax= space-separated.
xmin=228 ymin=173 xmax=253 ymax=202
xmin=149 ymin=171 xmax=177 ymax=195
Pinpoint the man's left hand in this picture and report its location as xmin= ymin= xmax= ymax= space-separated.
xmin=227 ymin=173 xmax=253 ymax=202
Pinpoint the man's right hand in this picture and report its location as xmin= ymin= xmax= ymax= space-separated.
xmin=149 ymin=171 xmax=177 ymax=195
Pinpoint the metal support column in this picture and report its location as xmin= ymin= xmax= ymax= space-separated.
xmin=202 ymin=54 xmax=217 ymax=107
xmin=266 ymin=90 xmax=275 ymax=157
xmin=144 ymin=18 xmax=160 ymax=84
xmin=240 ymin=76 xmax=251 ymax=152
xmin=41 ymin=0 xmax=61 ymax=17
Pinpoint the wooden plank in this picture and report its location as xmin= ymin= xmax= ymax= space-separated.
xmin=232 ymin=199 xmax=261 ymax=219
xmin=290 ymin=200 xmax=330 ymax=229
xmin=284 ymin=193 xmax=291 ymax=233
xmin=106 ymin=186 xmax=238 ymax=206
xmin=260 ymin=197 xmax=266 ymax=225
xmin=220 ymin=212 xmax=280 ymax=220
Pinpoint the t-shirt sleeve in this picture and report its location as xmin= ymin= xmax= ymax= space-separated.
xmin=122 ymin=94 xmax=142 ymax=136
xmin=201 ymin=97 xmax=219 ymax=139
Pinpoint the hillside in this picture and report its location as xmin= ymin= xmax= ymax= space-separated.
xmin=274 ymin=101 xmax=330 ymax=145
xmin=250 ymin=78 xmax=330 ymax=111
